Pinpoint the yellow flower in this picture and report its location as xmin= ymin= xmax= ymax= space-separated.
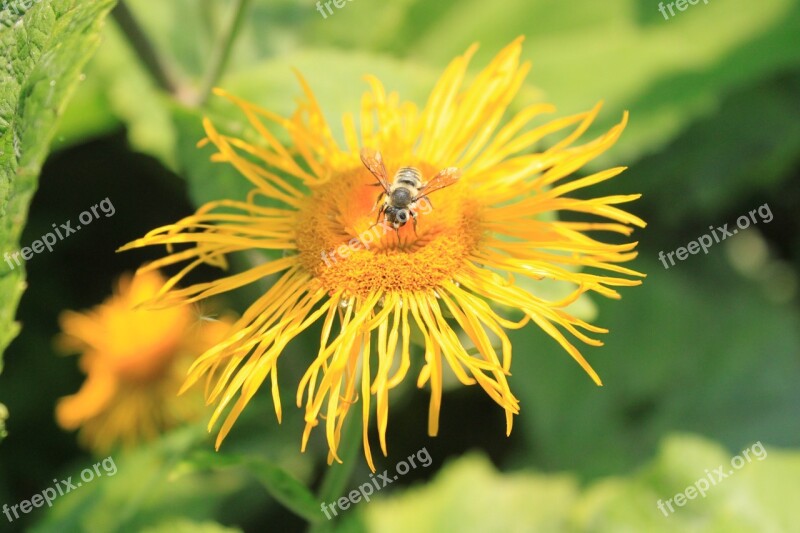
xmin=120 ymin=37 xmax=645 ymax=470
xmin=56 ymin=271 xmax=232 ymax=453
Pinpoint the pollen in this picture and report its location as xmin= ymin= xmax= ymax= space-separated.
xmin=296 ymin=162 xmax=483 ymax=298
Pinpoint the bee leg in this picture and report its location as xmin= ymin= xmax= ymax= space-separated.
xmin=375 ymin=203 xmax=385 ymax=223
xmin=411 ymin=211 xmax=418 ymax=235
xmin=370 ymin=192 xmax=384 ymax=214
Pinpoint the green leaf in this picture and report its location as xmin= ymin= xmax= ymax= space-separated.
xmin=50 ymin=66 xmax=120 ymax=152
xmin=247 ymin=457 xmax=323 ymax=524
xmin=172 ymin=449 xmax=323 ymax=524
xmin=0 ymin=0 xmax=118 ymax=412
xmin=170 ymin=449 xmax=247 ymax=478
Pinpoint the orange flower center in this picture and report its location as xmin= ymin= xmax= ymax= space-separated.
xmin=101 ymin=306 xmax=189 ymax=383
xmin=296 ymin=161 xmax=483 ymax=297
xmin=92 ymin=274 xmax=192 ymax=384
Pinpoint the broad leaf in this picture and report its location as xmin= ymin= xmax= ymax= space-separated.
xmin=0 ymin=0 xmax=118 ymax=418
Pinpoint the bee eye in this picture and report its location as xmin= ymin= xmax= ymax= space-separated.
xmin=398 ymin=211 xmax=407 ymax=221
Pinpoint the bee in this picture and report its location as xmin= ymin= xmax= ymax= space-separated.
xmin=360 ymin=147 xmax=461 ymax=236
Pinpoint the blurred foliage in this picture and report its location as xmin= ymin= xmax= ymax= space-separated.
xmin=1 ymin=0 xmax=799 ymax=531
xmin=31 ymin=426 xmax=244 ymax=533
xmin=55 ymin=0 xmax=800 ymax=167
xmin=361 ymin=435 xmax=800 ymax=533
xmin=171 ymin=450 xmax=322 ymax=523
xmin=505 ymin=254 xmax=800 ymax=478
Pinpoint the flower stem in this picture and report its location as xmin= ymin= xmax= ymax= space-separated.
xmin=111 ymin=1 xmax=182 ymax=96
xmin=199 ymin=0 xmax=218 ymax=39
xmin=309 ymin=414 xmax=362 ymax=531
xmin=197 ymin=0 xmax=252 ymax=106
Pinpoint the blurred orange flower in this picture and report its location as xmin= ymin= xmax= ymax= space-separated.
xmin=56 ymin=271 xmax=232 ymax=453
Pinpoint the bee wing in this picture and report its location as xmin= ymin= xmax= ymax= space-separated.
xmin=418 ymin=167 xmax=461 ymax=196
xmin=360 ymin=147 xmax=392 ymax=193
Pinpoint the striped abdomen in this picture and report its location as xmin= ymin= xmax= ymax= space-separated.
xmin=393 ymin=167 xmax=423 ymax=188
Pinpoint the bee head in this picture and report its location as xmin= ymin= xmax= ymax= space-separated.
xmin=395 ymin=209 xmax=409 ymax=225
